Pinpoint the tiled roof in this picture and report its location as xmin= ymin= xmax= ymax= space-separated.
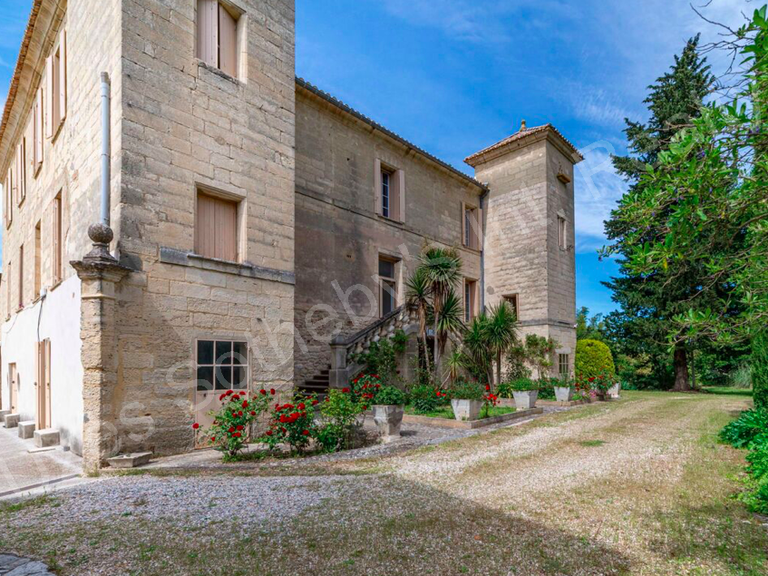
xmin=296 ymin=77 xmax=488 ymax=192
xmin=465 ymin=122 xmax=583 ymax=166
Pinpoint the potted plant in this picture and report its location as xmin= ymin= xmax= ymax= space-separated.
xmin=449 ymin=379 xmax=484 ymax=421
xmin=372 ymin=385 xmax=406 ymax=441
xmin=554 ymin=377 xmax=574 ymax=402
xmin=508 ymin=377 xmax=539 ymax=410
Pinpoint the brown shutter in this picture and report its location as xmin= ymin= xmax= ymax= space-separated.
xmin=45 ymin=59 xmax=53 ymax=139
xmin=460 ymin=202 xmax=466 ymax=246
xmin=35 ymin=90 xmax=44 ymax=169
xmin=18 ymin=140 xmax=26 ymax=204
xmin=475 ymin=206 xmax=483 ymax=250
xmin=374 ymin=158 xmax=382 ymax=215
xmin=197 ymin=0 xmax=218 ymax=67
xmin=397 ymin=169 xmax=405 ymax=222
xmin=52 ymin=195 xmax=62 ymax=283
xmin=218 ymin=3 xmax=237 ymax=78
xmin=7 ymin=166 xmax=13 ymax=225
xmin=58 ymin=30 xmax=67 ymax=124
xmin=390 ymin=170 xmax=400 ymax=222
xmin=214 ymin=197 xmax=238 ymax=261
xmin=196 ymin=193 xmax=216 ymax=259
xmin=13 ymin=148 xmax=20 ymax=206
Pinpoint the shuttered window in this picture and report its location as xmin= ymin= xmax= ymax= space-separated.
xmin=33 ymin=89 xmax=43 ymax=174
xmin=16 ymin=139 xmax=26 ymax=205
xmin=374 ymin=159 xmax=405 ymax=222
xmin=4 ymin=166 xmax=13 ymax=228
xmin=18 ymin=244 xmax=24 ymax=310
xmin=464 ymin=279 xmax=478 ymax=322
xmin=46 ymin=30 xmax=67 ymax=139
xmin=379 ymin=256 xmax=398 ymax=317
xmin=52 ymin=193 xmax=63 ymax=284
xmin=197 ymin=0 xmax=240 ymax=79
xmin=196 ymin=191 xmax=239 ymax=262
xmin=558 ymin=216 xmax=567 ymax=250
xmin=462 ymin=203 xmax=481 ymax=250
xmin=34 ymin=221 xmax=41 ymax=298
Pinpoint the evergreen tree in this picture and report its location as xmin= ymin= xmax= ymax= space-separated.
xmin=604 ymin=35 xmax=718 ymax=391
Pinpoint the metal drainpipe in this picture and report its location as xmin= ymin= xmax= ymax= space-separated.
xmin=100 ymin=72 xmax=111 ymax=227
xmin=479 ymin=188 xmax=490 ymax=313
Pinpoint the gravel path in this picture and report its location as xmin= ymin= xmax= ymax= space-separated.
xmin=0 ymin=392 xmax=764 ymax=576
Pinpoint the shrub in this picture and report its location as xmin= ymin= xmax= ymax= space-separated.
xmin=502 ymin=377 xmax=538 ymax=392
xmin=753 ymin=331 xmax=768 ymax=411
xmin=719 ymin=409 xmax=768 ymax=449
xmin=352 ymin=331 xmax=407 ymax=386
xmin=449 ymin=379 xmax=484 ymax=400
xmin=350 ymin=374 xmax=382 ymax=405
xmin=261 ymin=395 xmax=320 ymax=453
xmin=747 ymin=442 xmax=768 ymax=480
xmin=409 ymin=383 xmax=442 ymax=414
xmin=575 ymin=339 xmax=616 ymax=380
xmin=195 ymin=388 xmax=273 ymax=458
xmin=374 ymin=385 xmax=406 ymax=406
xmin=317 ymin=389 xmax=364 ymax=452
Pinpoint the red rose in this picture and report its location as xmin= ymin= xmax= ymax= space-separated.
xmin=242 ymin=400 xmax=249 ymax=408
xmin=342 ymin=387 xmax=350 ymax=393
xmin=211 ymin=436 xmax=215 ymax=442
xmin=260 ymin=389 xmax=267 ymax=395
xmin=233 ymin=432 xmax=241 ymax=438
xmin=228 ymin=427 xmax=235 ymax=433
xmin=312 ymin=399 xmax=319 ymax=406
xmin=270 ymin=389 xmax=276 ymax=395
xmin=362 ymin=405 xmax=368 ymax=410
xmin=250 ymin=411 xmax=256 ymax=416
xmin=281 ymin=427 xmax=287 ymax=433
xmin=298 ymin=402 xmax=305 ymax=410
xmin=236 ymin=425 xmax=244 ymax=431
xmin=485 ymin=384 xmax=491 ymax=391
xmin=302 ymin=430 xmax=309 ymax=436
xmin=266 ymin=430 xmax=273 ymax=436
xmin=238 ymin=411 xmax=243 ymax=416
xmin=192 ymin=423 xmax=200 ymax=430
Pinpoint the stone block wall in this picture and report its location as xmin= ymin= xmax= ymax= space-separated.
xmin=294 ymin=88 xmax=484 ymax=384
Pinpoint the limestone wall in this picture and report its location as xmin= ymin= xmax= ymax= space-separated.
xmin=294 ymin=89 xmax=484 ymax=384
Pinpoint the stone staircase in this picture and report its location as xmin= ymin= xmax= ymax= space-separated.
xmin=298 ymin=364 xmax=331 ymax=397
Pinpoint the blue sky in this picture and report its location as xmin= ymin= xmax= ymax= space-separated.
xmin=0 ymin=0 xmax=755 ymax=316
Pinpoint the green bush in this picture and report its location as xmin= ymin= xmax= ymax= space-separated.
xmin=498 ymin=377 xmax=538 ymax=394
xmin=409 ymin=384 xmax=441 ymax=414
xmin=753 ymin=331 xmax=768 ymax=411
xmin=536 ymin=377 xmax=563 ymax=400
xmin=747 ymin=442 xmax=768 ymax=480
xmin=448 ymin=379 xmax=484 ymax=400
xmin=374 ymin=385 xmax=406 ymax=406
xmin=575 ymin=339 xmax=616 ymax=379
xmin=719 ymin=410 xmax=768 ymax=449
xmin=316 ymin=389 xmax=364 ymax=452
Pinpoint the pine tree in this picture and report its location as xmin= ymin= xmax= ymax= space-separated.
xmin=604 ymin=35 xmax=717 ymax=391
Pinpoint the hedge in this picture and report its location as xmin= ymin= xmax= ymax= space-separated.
xmin=753 ymin=331 xmax=768 ymax=411
xmin=575 ymin=339 xmax=616 ymax=379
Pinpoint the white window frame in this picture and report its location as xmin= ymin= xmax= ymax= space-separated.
xmin=195 ymin=339 xmax=249 ymax=392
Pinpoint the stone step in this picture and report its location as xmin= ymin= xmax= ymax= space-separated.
xmin=34 ymin=428 xmax=60 ymax=448
xmin=4 ymin=413 xmax=20 ymax=428
xmin=107 ymin=451 xmax=153 ymax=469
xmin=0 ymin=409 xmax=10 ymax=421
xmin=18 ymin=421 xmax=36 ymax=439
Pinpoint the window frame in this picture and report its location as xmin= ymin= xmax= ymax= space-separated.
xmin=558 ymin=215 xmax=567 ymax=250
xmin=17 ymin=244 xmax=24 ymax=310
xmin=503 ymin=294 xmax=519 ymax=320
xmin=558 ymin=353 xmax=570 ymax=377
xmin=461 ymin=202 xmax=481 ymax=250
xmin=52 ymin=192 xmax=63 ymax=285
xmin=464 ymin=278 xmax=478 ymax=323
xmin=195 ymin=187 xmax=242 ymax=263
xmin=195 ymin=338 xmax=249 ymax=393
xmin=196 ymin=0 xmax=243 ymax=80
xmin=378 ymin=255 xmax=399 ymax=317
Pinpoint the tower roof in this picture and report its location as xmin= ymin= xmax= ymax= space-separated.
xmin=464 ymin=122 xmax=583 ymax=168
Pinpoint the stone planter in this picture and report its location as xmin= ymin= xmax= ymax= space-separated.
xmin=512 ymin=390 xmax=538 ymax=410
xmin=451 ymin=399 xmax=483 ymax=421
xmin=608 ymin=382 xmax=621 ymax=399
xmin=373 ymin=405 xmax=404 ymax=442
xmin=554 ymin=386 xmax=574 ymax=402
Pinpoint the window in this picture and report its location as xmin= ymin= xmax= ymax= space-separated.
xmin=197 ymin=0 xmax=240 ymax=79
xmin=4 ymin=167 xmax=12 ymax=228
xmin=15 ymin=140 xmax=25 ymax=205
xmin=196 ymin=340 xmax=248 ymax=392
xmin=462 ymin=203 xmax=481 ymax=250
xmin=52 ymin=193 xmax=63 ymax=283
xmin=33 ymin=88 xmax=43 ymax=174
xmin=503 ymin=294 xmax=519 ymax=320
xmin=46 ymin=30 xmax=67 ymax=139
xmin=34 ymin=222 xmax=41 ymax=298
xmin=558 ymin=353 xmax=570 ymax=377
xmin=18 ymin=244 xmax=23 ymax=309
xmin=379 ymin=256 xmax=398 ymax=317
xmin=464 ymin=279 xmax=477 ymax=322
xmin=196 ymin=191 xmax=239 ymax=262
xmin=558 ymin=216 xmax=567 ymax=250
xmin=375 ymin=160 xmax=403 ymax=221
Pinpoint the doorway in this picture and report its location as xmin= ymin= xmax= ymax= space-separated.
xmin=36 ymin=340 xmax=51 ymax=429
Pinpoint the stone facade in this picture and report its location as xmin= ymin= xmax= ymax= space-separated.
xmin=0 ymin=0 xmax=580 ymax=467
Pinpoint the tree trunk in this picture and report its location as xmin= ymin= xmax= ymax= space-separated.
xmin=496 ymin=350 xmax=502 ymax=390
xmin=672 ymin=344 xmax=690 ymax=391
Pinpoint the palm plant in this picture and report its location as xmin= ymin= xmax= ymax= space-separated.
xmin=445 ymin=350 xmax=466 ymax=386
xmin=484 ymin=302 xmax=519 ymax=388
xmin=405 ymin=267 xmax=433 ymax=373
xmin=434 ymin=288 xmax=465 ymax=358
xmin=463 ymin=313 xmax=493 ymax=384
xmin=419 ymin=246 xmax=462 ymax=375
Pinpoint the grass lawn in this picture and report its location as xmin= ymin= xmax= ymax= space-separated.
xmin=1 ymin=391 xmax=766 ymax=575
xmin=404 ymin=404 xmax=516 ymax=419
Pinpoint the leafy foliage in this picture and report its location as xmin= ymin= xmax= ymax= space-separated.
xmin=448 ymin=378 xmax=484 ymax=400
xmin=575 ymin=340 xmax=616 ymax=379
xmin=719 ymin=410 xmax=768 ymax=449
xmin=374 ymin=385 xmax=407 ymax=406
xmin=317 ymin=390 xmax=364 ymax=452
xmin=195 ymin=389 xmax=273 ymax=457
xmin=409 ymin=383 xmax=442 ymax=414
xmin=352 ymin=331 xmax=407 ymax=387
xmin=261 ymin=396 xmax=320 ymax=453
xmin=754 ymin=332 xmax=768 ymax=411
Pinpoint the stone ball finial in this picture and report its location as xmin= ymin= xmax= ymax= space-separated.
xmin=88 ymin=223 xmax=114 ymax=245
xmin=520 ymin=119 xmax=527 ymax=131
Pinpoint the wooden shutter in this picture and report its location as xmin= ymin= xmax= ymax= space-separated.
xmin=35 ymin=90 xmax=44 ymax=170
xmin=197 ymin=0 xmax=218 ymax=67
xmin=475 ymin=206 xmax=483 ymax=250
xmin=58 ymin=30 xmax=67 ymax=124
xmin=45 ymin=60 xmax=53 ymax=139
xmin=214 ymin=197 xmax=238 ymax=261
xmin=374 ymin=158 xmax=382 ymax=215
xmin=17 ymin=140 xmax=26 ymax=204
xmin=196 ymin=193 xmax=216 ymax=259
xmin=218 ymin=3 xmax=237 ymax=78
xmin=460 ymin=202 xmax=466 ymax=246
xmin=12 ymin=150 xmax=19 ymax=207
xmin=52 ymin=195 xmax=62 ymax=283
xmin=390 ymin=170 xmax=401 ymax=222
xmin=4 ymin=168 xmax=11 ymax=227
xmin=393 ymin=169 xmax=405 ymax=222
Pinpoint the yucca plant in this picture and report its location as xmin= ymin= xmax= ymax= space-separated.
xmin=484 ymin=302 xmax=518 ymax=388
xmin=405 ymin=266 xmax=433 ymax=373
xmin=463 ymin=313 xmax=493 ymax=384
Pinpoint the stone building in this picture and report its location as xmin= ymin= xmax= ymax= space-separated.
xmin=0 ymin=0 xmax=580 ymax=469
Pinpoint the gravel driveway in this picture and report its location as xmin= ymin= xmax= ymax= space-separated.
xmin=0 ymin=392 xmax=765 ymax=576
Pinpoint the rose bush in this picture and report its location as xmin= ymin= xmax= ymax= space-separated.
xmin=261 ymin=395 xmax=320 ymax=453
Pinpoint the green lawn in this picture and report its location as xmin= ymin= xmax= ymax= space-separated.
xmin=404 ymin=404 xmax=515 ymax=419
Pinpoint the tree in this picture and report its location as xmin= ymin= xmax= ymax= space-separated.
xmin=484 ymin=302 xmax=519 ymax=388
xmin=405 ymin=267 xmax=432 ymax=373
xmin=604 ymin=8 xmax=768 ymax=406
xmin=576 ymin=306 xmax=609 ymax=342
xmin=603 ymin=34 xmax=717 ymax=391
xmin=419 ymin=246 xmax=463 ymax=377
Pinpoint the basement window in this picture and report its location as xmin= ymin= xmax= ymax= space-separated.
xmin=196 ymin=340 xmax=248 ymax=391
xmin=197 ymin=0 xmax=242 ymax=79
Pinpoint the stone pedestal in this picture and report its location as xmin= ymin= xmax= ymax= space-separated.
xmin=72 ymin=224 xmax=131 ymax=472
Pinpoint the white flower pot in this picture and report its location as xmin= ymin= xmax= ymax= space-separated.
xmin=513 ymin=390 xmax=538 ymax=410
xmin=554 ymin=386 xmax=574 ymax=402
xmin=608 ymin=383 xmax=621 ymax=399
xmin=451 ymin=399 xmax=483 ymax=421
xmin=373 ymin=405 xmax=404 ymax=441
